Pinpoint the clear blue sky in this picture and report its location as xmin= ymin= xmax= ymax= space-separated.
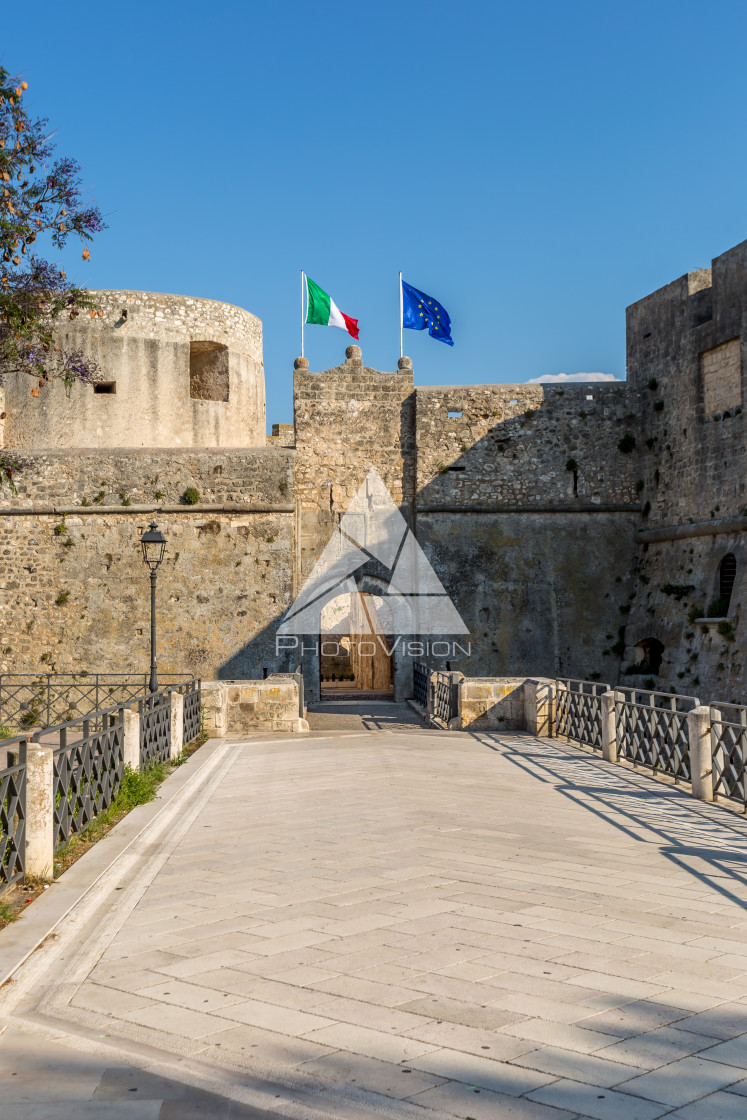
xmin=5 ymin=1 xmax=747 ymax=428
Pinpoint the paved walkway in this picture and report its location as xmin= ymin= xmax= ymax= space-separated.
xmin=306 ymin=700 xmax=427 ymax=732
xmin=3 ymin=726 xmax=747 ymax=1119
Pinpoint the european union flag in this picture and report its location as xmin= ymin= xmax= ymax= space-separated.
xmin=401 ymin=280 xmax=454 ymax=346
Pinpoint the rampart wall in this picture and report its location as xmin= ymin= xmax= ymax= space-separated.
xmin=0 ymin=449 xmax=295 ymax=681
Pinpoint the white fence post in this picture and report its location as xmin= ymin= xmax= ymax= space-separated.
xmin=169 ymin=691 xmax=184 ymax=761
xmin=688 ymin=705 xmax=714 ymax=801
xmin=448 ymin=676 xmax=464 ymax=731
xmin=524 ymin=678 xmax=555 ymax=737
xmin=25 ymin=743 xmax=55 ymax=880
xmin=122 ymin=707 xmax=140 ymax=771
xmin=601 ymin=690 xmax=617 ymax=763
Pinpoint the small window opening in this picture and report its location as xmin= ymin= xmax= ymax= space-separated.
xmin=719 ymin=553 xmax=737 ymax=612
xmin=190 ymin=341 xmax=229 ymax=402
xmin=94 ymin=382 xmax=116 ymax=394
xmin=448 ymin=410 xmax=463 ymax=418
xmin=509 ymin=399 xmax=518 ymax=405
xmin=448 ymin=465 xmax=466 ymax=472
xmin=635 ymin=637 xmax=664 ymax=675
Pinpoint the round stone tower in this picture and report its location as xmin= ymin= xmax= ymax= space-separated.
xmin=2 ymin=290 xmax=266 ymax=448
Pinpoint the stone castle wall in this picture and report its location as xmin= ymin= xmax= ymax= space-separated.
xmin=413 ymin=382 xmax=636 ymax=505
xmin=0 ymin=449 xmax=295 ymax=681
xmin=2 ymin=291 xmax=266 ymax=450
xmin=621 ymin=240 xmax=747 ymax=700
xmin=290 ymin=347 xmax=641 ymax=695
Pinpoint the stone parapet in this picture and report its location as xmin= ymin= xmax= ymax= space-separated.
xmin=453 ymin=677 xmax=528 ymax=731
xmin=203 ymin=677 xmax=309 ymax=734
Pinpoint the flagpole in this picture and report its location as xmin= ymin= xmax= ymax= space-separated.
xmin=301 ymin=270 xmax=305 ymax=359
xmin=398 ymin=271 xmax=403 ymax=359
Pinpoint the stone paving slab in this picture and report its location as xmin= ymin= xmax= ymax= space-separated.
xmin=5 ymin=724 xmax=747 ymax=1117
xmin=305 ymin=701 xmax=427 ymax=732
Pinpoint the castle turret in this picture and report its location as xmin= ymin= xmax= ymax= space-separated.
xmin=2 ymin=290 xmax=266 ymax=449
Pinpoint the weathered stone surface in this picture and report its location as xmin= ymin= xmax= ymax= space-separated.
xmin=0 ymin=449 xmax=295 ymax=682
xmin=3 ymin=290 xmax=265 ymax=449
xmin=455 ymin=677 xmax=527 ymax=730
xmin=625 ymin=239 xmax=747 ymax=700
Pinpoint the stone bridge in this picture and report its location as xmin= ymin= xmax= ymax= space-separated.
xmin=2 ymin=707 xmax=747 ymax=1119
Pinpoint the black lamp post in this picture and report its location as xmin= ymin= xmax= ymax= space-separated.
xmin=140 ymin=522 xmax=167 ymax=693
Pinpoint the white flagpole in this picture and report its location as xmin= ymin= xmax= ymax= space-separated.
xmin=399 ymin=271 xmax=403 ymax=359
xmin=301 ymin=270 xmax=305 ymax=358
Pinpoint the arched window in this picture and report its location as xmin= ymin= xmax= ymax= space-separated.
xmin=635 ymin=638 xmax=664 ymax=675
xmin=719 ymin=553 xmax=737 ymax=612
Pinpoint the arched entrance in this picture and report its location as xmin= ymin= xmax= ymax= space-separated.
xmin=319 ymin=588 xmax=394 ymax=699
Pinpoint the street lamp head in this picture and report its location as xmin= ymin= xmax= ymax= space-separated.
xmin=140 ymin=522 xmax=167 ymax=570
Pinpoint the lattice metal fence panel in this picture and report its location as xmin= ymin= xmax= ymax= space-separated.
xmin=139 ymin=692 xmax=172 ymax=768
xmin=711 ymin=703 xmax=747 ymax=807
xmin=413 ymin=663 xmax=429 ymax=709
xmin=434 ymin=672 xmax=460 ymax=724
xmin=0 ymin=673 xmax=194 ymax=731
xmin=555 ymin=679 xmax=609 ymax=751
xmin=180 ymin=680 xmax=202 ymax=746
xmin=47 ymin=709 xmax=125 ymax=851
xmin=615 ymin=687 xmax=698 ymax=781
xmin=0 ymin=735 xmax=26 ymax=890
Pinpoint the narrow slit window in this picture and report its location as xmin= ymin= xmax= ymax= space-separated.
xmin=448 ymin=410 xmax=463 ymax=418
xmin=719 ymin=553 xmax=737 ymax=611
xmin=94 ymin=382 xmax=116 ymax=394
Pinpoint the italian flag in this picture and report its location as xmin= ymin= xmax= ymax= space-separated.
xmin=305 ymin=275 xmax=359 ymax=339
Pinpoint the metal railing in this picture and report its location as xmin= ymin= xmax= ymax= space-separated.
xmin=434 ymin=671 xmax=460 ymax=725
xmin=413 ymin=662 xmax=429 ymax=709
xmin=138 ymin=691 xmax=172 ymax=768
xmin=555 ymin=678 xmax=609 ymax=751
xmin=40 ymin=707 xmax=125 ymax=852
xmin=615 ymin=686 xmax=698 ymax=782
xmin=178 ymin=680 xmax=202 ymax=745
xmin=711 ymin=702 xmax=747 ymax=807
xmin=0 ymin=673 xmax=195 ymax=732
xmin=0 ymin=734 xmax=27 ymax=888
